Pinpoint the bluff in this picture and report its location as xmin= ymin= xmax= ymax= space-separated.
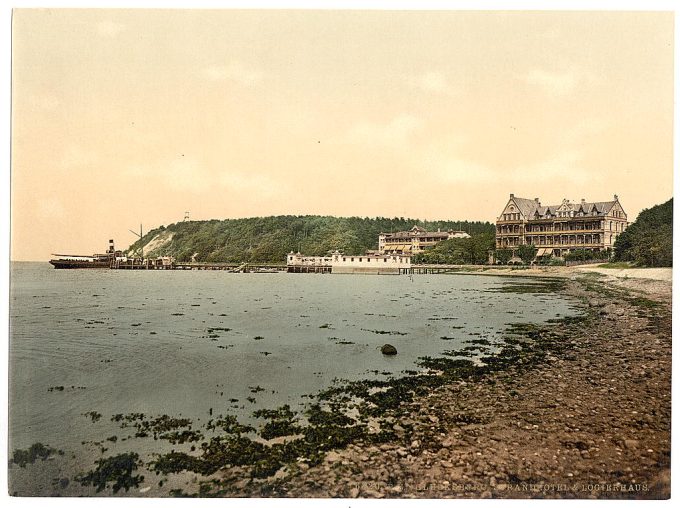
xmin=126 ymin=215 xmax=494 ymax=264
xmin=613 ymin=198 xmax=673 ymax=267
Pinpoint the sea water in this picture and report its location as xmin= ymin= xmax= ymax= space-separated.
xmin=9 ymin=262 xmax=580 ymax=460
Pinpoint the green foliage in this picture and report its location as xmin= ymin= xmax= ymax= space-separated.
xmin=494 ymin=248 xmax=512 ymax=265
xmin=410 ymin=232 xmax=495 ymax=265
xmin=614 ymin=198 xmax=672 ymax=267
xmin=128 ymin=216 xmax=495 ymax=263
xmin=564 ymin=248 xmax=611 ymax=262
xmin=516 ymin=244 xmax=537 ymax=264
xmin=597 ymin=261 xmax=634 ymax=269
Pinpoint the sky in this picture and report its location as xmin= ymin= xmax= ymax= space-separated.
xmin=10 ymin=9 xmax=674 ymax=261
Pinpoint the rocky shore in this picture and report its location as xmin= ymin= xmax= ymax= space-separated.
xmin=8 ymin=268 xmax=672 ymax=499
xmin=236 ymin=270 xmax=671 ymax=499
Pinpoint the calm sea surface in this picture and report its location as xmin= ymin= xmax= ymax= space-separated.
xmin=9 ymin=262 xmax=581 ymax=458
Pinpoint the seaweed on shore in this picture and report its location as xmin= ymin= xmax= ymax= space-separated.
xmin=10 ymin=443 xmax=62 ymax=468
xmin=254 ymin=405 xmax=303 ymax=440
xmin=305 ymin=403 xmax=355 ymax=427
xmin=207 ymin=327 xmax=232 ymax=333
xmin=111 ymin=413 xmax=194 ymax=440
xmin=93 ymin=278 xmax=602 ymax=491
xmin=160 ymin=430 xmax=204 ymax=444
xmin=77 ymin=452 xmax=144 ymax=493
xmin=486 ymin=277 xmax=567 ymax=294
xmin=143 ymin=301 xmax=588 ymax=486
xmin=360 ymin=328 xmax=408 ymax=336
xmin=83 ymin=411 xmax=102 ymax=423
xmin=206 ymin=415 xmax=255 ymax=434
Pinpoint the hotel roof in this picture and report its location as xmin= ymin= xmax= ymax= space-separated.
xmin=508 ymin=195 xmax=621 ymax=220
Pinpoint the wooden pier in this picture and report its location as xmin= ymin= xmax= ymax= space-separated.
xmin=406 ymin=264 xmax=470 ymax=274
xmin=286 ymin=265 xmax=332 ymax=274
xmin=109 ymin=259 xmax=468 ymax=274
xmin=110 ymin=259 xmax=286 ymax=272
xmin=110 ymin=258 xmax=171 ymax=270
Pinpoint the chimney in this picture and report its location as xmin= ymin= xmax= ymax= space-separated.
xmin=581 ymin=198 xmax=586 ymax=204
xmin=534 ymin=198 xmax=540 ymax=206
xmin=614 ymin=194 xmax=618 ymax=200
xmin=510 ymin=193 xmax=514 ymax=198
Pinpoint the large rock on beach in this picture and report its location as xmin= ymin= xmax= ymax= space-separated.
xmin=381 ymin=344 xmax=398 ymax=355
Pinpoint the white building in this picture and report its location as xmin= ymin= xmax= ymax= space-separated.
xmin=287 ymin=251 xmax=411 ymax=274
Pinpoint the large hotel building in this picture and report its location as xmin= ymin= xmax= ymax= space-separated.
xmin=496 ymin=194 xmax=628 ymax=258
xmin=378 ymin=225 xmax=470 ymax=254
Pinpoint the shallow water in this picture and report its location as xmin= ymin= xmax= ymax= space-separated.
xmin=9 ymin=262 xmax=580 ymax=457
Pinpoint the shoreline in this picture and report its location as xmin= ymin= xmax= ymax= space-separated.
xmin=241 ymin=270 xmax=672 ymax=499
xmin=8 ymin=269 xmax=671 ymax=498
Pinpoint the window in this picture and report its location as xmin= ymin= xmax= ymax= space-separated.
xmin=351 ymin=257 xmax=354 ymax=262
xmin=367 ymin=258 xmax=370 ymax=262
xmin=384 ymin=258 xmax=387 ymax=263
xmin=343 ymin=257 xmax=346 ymax=261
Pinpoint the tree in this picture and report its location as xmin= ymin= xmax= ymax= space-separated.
xmin=614 ymin=198 xmax=672 ymax=267
xmin=495 ymin=249 xmax=512 ymax=265
xmin=516 ymin=244 xmax=537 ymax=265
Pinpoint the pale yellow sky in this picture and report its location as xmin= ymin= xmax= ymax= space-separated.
xmin=11 ymin=9 xmax=674 ymax=260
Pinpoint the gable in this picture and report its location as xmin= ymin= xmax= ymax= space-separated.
xmin=499 ymin=199 xmax=527 ymax=219
xmin=608 ymin=201 xmax=627 ymax=219
xmin=501 ymin=200 xmax=519 ymax=216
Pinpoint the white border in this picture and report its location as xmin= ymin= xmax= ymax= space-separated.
xmin=2 ymin=2 xmax=677 ymax=508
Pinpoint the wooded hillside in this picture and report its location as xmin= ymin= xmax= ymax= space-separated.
xmin=127 ymin=216 xmax=494 ymax=263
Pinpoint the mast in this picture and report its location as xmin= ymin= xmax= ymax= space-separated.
xmin=129 ymin=223 xmax=143 ymax=258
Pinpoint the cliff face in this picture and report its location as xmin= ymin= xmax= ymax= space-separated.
xmin=125 ymin=215 xmax=494 ymax=264
xmin=126 ymin=230 xmax=174 ymax=257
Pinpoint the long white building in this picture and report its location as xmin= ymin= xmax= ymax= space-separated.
xmin=287 ymin=251 xmax=411 ymax=274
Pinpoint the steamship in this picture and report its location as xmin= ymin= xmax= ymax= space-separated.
xmin=49 ymin=240 xmax=122 ymax=269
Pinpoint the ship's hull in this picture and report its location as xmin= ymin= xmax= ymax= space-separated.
xmin=49 ymin=259 xmax=110 ymax=269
